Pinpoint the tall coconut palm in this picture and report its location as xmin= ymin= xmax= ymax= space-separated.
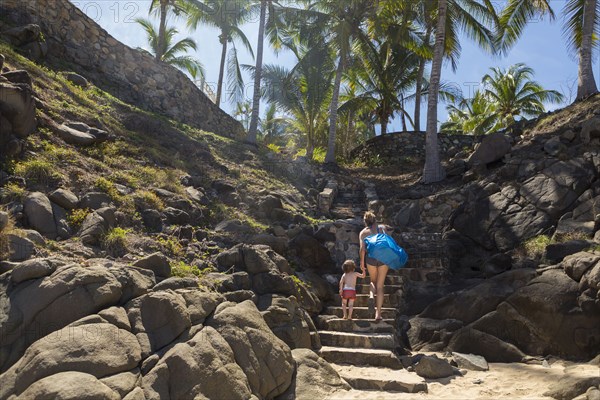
xmin=340 ymin=40 xmax=420 ymax=135
xmin=136 ymin=18 xmax=205 ymax=79
xmin=260 ymin=42 xmax=334 ymax=159
xmin=482 ymin=63 xmax=564 ymax=127
xmin=297 ymin=0 xmax=377 ymax=164
xmin=441 ymin=90 xmax=498 ymax=135
xmin=422 ymin=0 xmax=497 ymax=184
xmin=247 ymin=0 xmax=301 ymax=144
xmin=185 ymin=0 xmax=254 ymax=107
xmin=149 ymin=0 xmax=189 ymax=60
xmin=564 ymin=0 xmax=599 ymax=99
xmin=246 ymin=0 xmax=268 ymax=144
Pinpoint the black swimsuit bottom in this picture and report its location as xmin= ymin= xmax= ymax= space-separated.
xmin=366 ymin=257 xmax=385 ymax=267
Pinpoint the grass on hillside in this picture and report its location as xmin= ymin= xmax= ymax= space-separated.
xmin=0 ymin=40 xmax=315 ymax=241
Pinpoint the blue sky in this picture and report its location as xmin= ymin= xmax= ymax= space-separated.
xmin=73 ymin=0 xmax=597 ymax=132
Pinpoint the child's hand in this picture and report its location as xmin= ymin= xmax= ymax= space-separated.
xmin=339 ymin=289 xmax=343 ymax=296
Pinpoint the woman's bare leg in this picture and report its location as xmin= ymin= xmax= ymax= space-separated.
xmin=367 ymin=265 xmax=378 ymax=318
xmin=375 ymin=265 xmax=389 ymax=320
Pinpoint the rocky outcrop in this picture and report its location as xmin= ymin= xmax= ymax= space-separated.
xmin=0 ymin=257 xmax=313 ymax=399
xmin=207 ymin=300 xmax=295 ymax=399
xmin=277 ymin=349 xmax=351 ymax=399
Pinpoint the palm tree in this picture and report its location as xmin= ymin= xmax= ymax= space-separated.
xmin=148 ymin=0 xmax=189 ymax=60
xmin=298 ymin=0 xmax=377 ymax=164
xmin=259 ymin=103 xmax=289 ymax=144
xmin=482 ymin=63 xmax=564 ymax=127
xmin=564 ymin=0 xmax=599 ymax=99
xmin=260 ymin=42 xmax=334 ymax=159
xmin=422 ymin=0 xmax=497 ymax=184
xmin=136 ymin=18 xmax=205 ymax=79
xmin=498 ymin=0 xmax=597 ymax=100
xmin=441 ymin=90 xmax=498 ymax=135
xmin=340 ymin=40 xmax=419 ymax=135
xmin=247 ymin=0 xmax=268 ymax=144
xmin=185 ymin=0 xmax=254 ymax=107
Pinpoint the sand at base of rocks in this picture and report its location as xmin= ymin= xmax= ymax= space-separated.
xmin=328 ymin=357 xmax=599 ymax=400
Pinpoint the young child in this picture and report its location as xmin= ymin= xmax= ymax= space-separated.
xmin=339 ymin=260 xmax=366 ymax=320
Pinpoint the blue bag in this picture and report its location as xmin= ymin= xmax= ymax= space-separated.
xmin=364 ymin=233 xmax=408 ymax=270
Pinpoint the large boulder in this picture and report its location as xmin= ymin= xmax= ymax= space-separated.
xmin=414 ymin=355 xmax=455 ymax=379
xmin=258 ymin=294 xmax=312 ymax=349
xmin=277 ymin=349 xmax=351 ymax=400
xmin=0 ymin=82 xmax=37 ymax=137
xmin=132 ymin=252 xmax=171 ymax=280
xmin=49 ymin=188 xmax=79 ymax=210
xmin=470 ymin=269 xmax=600 ymax=359
xmin=467 ymin=132 xmax=511 ymax=166
xmin=207 ymin=300 xmax=294 ymax=399
xmin=15 ymin=371 xmax=120 ymax=400
xmin=23 ymin=192 xmax=57 ymax=239
xmin=0 ymin=265 xmax=124 ymax=372
xmin=78 ymin=207 xmax=114 ymax=245
xmin=142 ymin=326 xmax=253 ymax=400
xmin=290 ymin=233 xmax=335 ymax=272
xmin=125 ymin=291 xmax=191 ymax=358
xmin=418 ymin=269 xmax=537 ymax=325
xmin=55 ymin=122 xmax=109 ymax=146
xmin=447 ymin=327 xmax=526 ymax=362
xmin=0 ymin=323 xmax=140 ymax=399
xmin=11 ymin=258 xmax=55 ymax=284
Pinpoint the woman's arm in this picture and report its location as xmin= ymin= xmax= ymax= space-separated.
xmin=359 ymin=230 xmax=367 ymax=271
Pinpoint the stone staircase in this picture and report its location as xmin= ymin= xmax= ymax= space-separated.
xmin=329 ymin=184 xmax=367 ymax=220
xmin=316 ymin=271 xmax=428 ymax=393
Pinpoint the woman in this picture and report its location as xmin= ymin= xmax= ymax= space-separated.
xmin=359 ymin=211 xmax=389 ymax=322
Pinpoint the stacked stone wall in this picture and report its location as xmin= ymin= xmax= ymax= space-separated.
xmin=0 ymin=0 xmax=244 ymax=137
xmin=351 ymin=131 xmax=476 ymax=163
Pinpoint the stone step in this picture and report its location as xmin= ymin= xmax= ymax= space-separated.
xmin=319 ymin=346 xmax=402 ymax=369
xmin=357 ymin=275 xmax=403 ymax=285
xmin=316 ymin=316 xmax=395 ymax=333
xmin=318 ymin=330 xmax=395 ymax=350
xmin=324 ymin=306 xmax=396 ymax=320
xmin=333 ymin=364 xmax=427 ymax=393
xmin=356 ymin=284 xmax=403 ymax=295
xmin=332 ymin=294 xmax=394 ymax=308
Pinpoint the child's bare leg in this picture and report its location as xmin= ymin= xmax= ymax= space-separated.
xmin=341 ymin=298 xmax=348 ymax=319
xmin=347 ymin=299 xmax=355 ymax=319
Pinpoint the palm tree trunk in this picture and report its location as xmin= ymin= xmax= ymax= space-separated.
xmin=414 ymin=26 xmax=432 ymax=132
xmin=577 ymin=0 xmax=598 ymax=100
xmin=306 ymin=126 xmax=315 ymax=159
xmin=247 ymin=0 xmax=268 ymax=143
xmin=400 ymin=95 xmax=407 ymax=131
xmin=216 ymin=34 xmax=228 ymax=107
xmin=157 ymin=0 xmax=168 ymax=60
xmin=422 ymin=0 xmax=447 ymax=184
xmin=381 ymin=114 xmax=389 ymax=136
xmin=325 ymin=55 xmax=345 ymax=164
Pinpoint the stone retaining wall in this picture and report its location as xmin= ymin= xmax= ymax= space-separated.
xmin=351 ymin=131 xmax=476 ymax=164
xmin=0 ymin=0 xmax=244 ymax=138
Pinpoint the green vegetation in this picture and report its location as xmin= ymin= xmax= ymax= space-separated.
xmin=157 ymin=235 xmax=184 ymax=257
xmin=102 ymin=227 xmax=131 ymax=256
xmin=14 ymin=159 xmax=61 ymax=186
xmin=0 ymin=183 xmax=26 ymax=203
xmin=132 ymin=190 xmax=165 ymax=212
xmin=171 ymin=260 xmax=215 ymax=279
xmin=442 ymin=64 xmax=564 ymax=135
xmin=67 ymin=208 xmax=91 ymax=230
xmin=523 ymin=234 xmax=552 ymax=260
